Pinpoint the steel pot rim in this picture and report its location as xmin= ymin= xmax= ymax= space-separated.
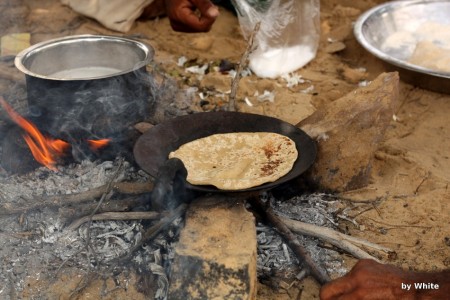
xmin=14 ymin=34 xmax=154 ymax=81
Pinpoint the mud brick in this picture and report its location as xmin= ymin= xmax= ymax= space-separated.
xmin=168 ymin=195 xmax=257 ymax=300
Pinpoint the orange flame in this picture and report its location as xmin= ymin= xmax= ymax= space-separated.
xmin=87 ymin=138 xmax=111 ymax=151
xmin=0 ymin=96 xmax=69 ymax=170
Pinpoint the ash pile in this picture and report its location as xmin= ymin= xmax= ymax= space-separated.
xmin=0 ymin=155 xmax=348 ymax=299
xmin=256 ymin=193 xmax=347 ymax=288
xmin=0 ymin=158 xmax=180 ymax=299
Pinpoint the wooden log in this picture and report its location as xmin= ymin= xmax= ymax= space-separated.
xmin=278 ymin=215 xmax=392 ymax=261
xmin=0 ymin=181 xmax=153 ymax=215
xmin=67 ymin=211 xmax=162 ymax=230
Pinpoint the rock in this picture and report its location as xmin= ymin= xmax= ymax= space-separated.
xmin=1 ymin=33 xmax=30 ymax=56
xmin=297 ymin=72 xmax=400 ymax=192
xmin=327 ymin=24 xmax=353 ymax=42
xmin=134 ymin=122 xmax=153 ymax=133
xmin=325 ymin=41 xmax=346 ymax=54
xmin=337 ymin=65 xmax=368 ymax=84
xmin=168 ymin=195 xmax=257 ymax=300
xmin=201 ymin=72 xmax=233 ymax=93
xmin=333 ymin=5 xmax=361 ymax=18
xmin=189 ymin=36 xmax=214 ymax=51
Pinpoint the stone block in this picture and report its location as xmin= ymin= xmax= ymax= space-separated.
xmin=298 ymin=72 xmax=400 ymax=192
xmin=168 ymin=195 xmax=257 ymax=300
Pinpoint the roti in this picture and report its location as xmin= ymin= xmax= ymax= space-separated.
xmin=168 ymin=132 xmax=298 ymax=190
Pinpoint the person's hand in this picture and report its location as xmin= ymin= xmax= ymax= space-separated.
xmin=320 ymin=259 xmax=414 ymax=300
xmin=165 ymin=0 xmax=219 ymax=32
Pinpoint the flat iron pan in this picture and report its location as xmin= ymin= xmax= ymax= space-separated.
xmin=133 ymin=111 xmax=317 ymax=193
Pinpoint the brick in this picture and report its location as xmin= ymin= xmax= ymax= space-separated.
xmin=168 ymin=195 xmax=257 ymax=300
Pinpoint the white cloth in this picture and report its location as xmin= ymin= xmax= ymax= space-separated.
xmin=61 ymin=0 xmax=153 ymax=32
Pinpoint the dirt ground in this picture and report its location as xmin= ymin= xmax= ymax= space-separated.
xmin=1 ymin=0 xmax=449 ymax=299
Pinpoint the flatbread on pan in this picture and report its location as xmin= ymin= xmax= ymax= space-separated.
xmin=168 ymin=132 xmax=298 ymax=190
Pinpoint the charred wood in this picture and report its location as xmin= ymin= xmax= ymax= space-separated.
xmin=0 ymin=181 xmax=153 ymax=215
xmin=249 ymin=196 xmax=331 ymax=285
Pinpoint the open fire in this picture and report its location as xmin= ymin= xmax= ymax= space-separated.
xmin=0 ymin=85 xmax=355 ymax=298
xmin=0 ymin=79 xmax=392 ymax=299
xmin=0 ymin=96 xmax=110 ymax=170
xmin=0 ymin=151 xmax=351 ymax=299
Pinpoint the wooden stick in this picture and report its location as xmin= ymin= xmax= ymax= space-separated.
xmin=67 ymin=211 xmax=162 ymax=230
xmin=250 ymin=197 xmax=331 ymax=285
xmin=278 ymin=215 xmax=391 ymax=262
xmin=84 ymin=160 xmax=125 ymax=275
xmin=107 ymin=203 xmax=188 ymax=265
xmin=70 ymin=161 xmax=125 ymax=298
xmin=228 ymin=22 xmax=260 ymax=111
xmin=59 ymin=196 xmax=150 ymax=219
xmin=66 ymin=203 xmax=188 ymax=298
xmin=0 ymin=181 xmax=153 ymax=215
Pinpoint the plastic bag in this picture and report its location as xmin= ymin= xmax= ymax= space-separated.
xmin=231 ymin=0 xmax=320 ymax=78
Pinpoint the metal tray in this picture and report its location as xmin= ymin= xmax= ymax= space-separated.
xmin=354 ymin=0 xmax=450 ymax=94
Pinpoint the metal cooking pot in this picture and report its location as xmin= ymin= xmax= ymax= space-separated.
xmin=14 ymin=35 xmax=154 ymax=147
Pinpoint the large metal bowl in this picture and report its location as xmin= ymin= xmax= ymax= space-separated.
xmin=354 ymin=0 xmax=450 ymax=94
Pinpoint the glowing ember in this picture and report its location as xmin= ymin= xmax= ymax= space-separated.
xmin=0 ymin=96 xmax=110 ymax=170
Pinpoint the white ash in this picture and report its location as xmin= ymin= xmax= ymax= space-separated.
xmin=0 ymin=158 xmax=178 ymax=300
xmin=227 ymin=67 xmax=252 ymax=79
xmin=177 ymin=56 xmax=188 ymax=67
xmin=255 ymin=193 xmax=348 ymax=280
xmin=244 ymin=97 xmax=254 ymax=107
xmin=301 ymin=85 xmax=315 ymax=94
xmin=185 ymin=64 xmax=208 ymax=76
xmin=281 ymin=73 xmax=305 ymax=88
xmin=0 ymin=158 xmax=149 ymax=202
xmin=257 ymin=90 xmax=276 ymax=103
xmin=256 ymin=224 xmax=301 ymax=279
xmin=271 ymin=193 xmax=342 ymax=227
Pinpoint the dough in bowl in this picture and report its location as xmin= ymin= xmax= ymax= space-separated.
xmin=408 ymin=41 xmax=450 ymax=73
xmin=168 ymin=132 xmax=298 ymax=190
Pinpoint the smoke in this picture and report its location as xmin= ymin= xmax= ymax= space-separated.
xmin=24 ymin=67 xmax=159 ymax=162
xmin=0 ymin=58 xmax=192 ymax=173
xmin=1 ymin=62 xmax=166 ymax=169
xmin=0 ymin=2 xmax=195 ymax=171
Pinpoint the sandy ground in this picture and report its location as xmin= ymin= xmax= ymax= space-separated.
xmin=1 ymin=0 xmax=449 ymax=299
